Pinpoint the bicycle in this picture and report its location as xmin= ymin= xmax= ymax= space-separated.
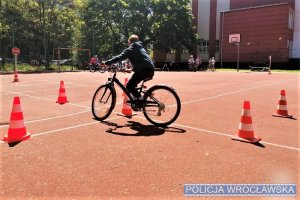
xmin=198 ymin=63 xmax=208 ymax=71
xmin=89 ymin=63 xmax=106 ymax=73
xmin=91 ymin=64 xmax=181 ymax=126
xmin=208 ymin=63 xmax=216 ymax=72
xmin=188 ymin=63 xmax=197 ymax=72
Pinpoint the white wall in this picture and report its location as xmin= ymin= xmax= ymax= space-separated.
xmin=216 ymin=0 xmax=230 ymax=40
xmin=198 ymin=0 xmax=210 ymax=40
xmin=292 ymin=0 xmax=300 ymax=58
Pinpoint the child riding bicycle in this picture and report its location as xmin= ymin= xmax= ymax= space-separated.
xmin=103 ymin=35 xmax=155 ymax=109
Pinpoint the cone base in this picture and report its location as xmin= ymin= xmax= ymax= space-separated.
xmin=272 ymin=114 xmax=293 ymax=119
xmin=13 ymin=80 xmax=20 ymax=83
xmin=117 ymin=113 xmax=137 ymax=118
xmin=231 ymin=135 xmax=261 ymax=144
xmin=2 ymin=133 xmax=31 ymax=144
xmin=122 ymin=111 xmax=132 ymax=117
xmin=56 ymin=100 xmax=69 ymax=104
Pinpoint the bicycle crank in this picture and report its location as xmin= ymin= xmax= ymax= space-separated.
xmin=157 ymin=102 xmax=166 ymax=116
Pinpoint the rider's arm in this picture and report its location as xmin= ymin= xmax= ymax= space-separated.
xmin=105 ymin=47 xmax=131 ymax=65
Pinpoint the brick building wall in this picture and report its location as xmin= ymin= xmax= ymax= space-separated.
xmin=230 ymin=0 xmax=294 ymax=9
xmin=221 ymin=3 xmax=294 ymax=63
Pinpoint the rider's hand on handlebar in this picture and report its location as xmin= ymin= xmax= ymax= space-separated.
xmin=123 ymin=68 xmax=132 ymax=73
xmin=99 ymin=61 xmax=107 ymax=67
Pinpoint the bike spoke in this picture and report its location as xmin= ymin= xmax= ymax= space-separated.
xmin=92 ymin=85 xmax=115 ymax=120
xmin=143 ymin=86 xmax=180 ymax=126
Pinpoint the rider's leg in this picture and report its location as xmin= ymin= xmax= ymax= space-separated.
xmin=126 ymin=72 xmax=145 ymax=100
xmin=126 ymin=70 xmax=154 ymax=100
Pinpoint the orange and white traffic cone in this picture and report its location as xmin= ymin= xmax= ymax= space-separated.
xmin=122 ymin=94 xmax=133 ymax=117
xmin=2 ymin=97 xmax=30 ymax=144
xmin=272 ymin=90 xmax=293 ymax=118
xmin=13 ymin=71 xmax=19 ymax=82
xmin=232 ymin=101 xmax=261 ymax=143
xmin=123 ymin=78 xmax=128 ymax=96
xmin=121 ymin=78 xmax=132 ymax=117
xmin=56 ymin=81 xmax=69 ymax=104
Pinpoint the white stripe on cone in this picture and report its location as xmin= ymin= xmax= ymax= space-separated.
xmin=238 ymin=123 xmax=253 ymax=132
xmin=277 ymin=105 xmax=288 ymax=110
xmin=12 ymin=104 xmax=22 ymax=113
xmin=9 ymin=120 xmax=25 ymax=129
xmin=59 ymin=93 xmax=66 ymax=97
xmin=241 ymin=109 xmax=251 ymax=116
xmin=279 ymin=96 xmax=286 ymax=101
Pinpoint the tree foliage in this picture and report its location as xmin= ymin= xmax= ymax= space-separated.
xmin=1 ymin=0 xmax=81 ymax=67
xmin=0 ymin=0 xmax=196 ymax=64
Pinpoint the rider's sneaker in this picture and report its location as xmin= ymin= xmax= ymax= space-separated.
xmin=132 ymin=100 xmax=143 ymax=111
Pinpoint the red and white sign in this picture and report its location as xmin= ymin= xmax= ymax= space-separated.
xmin=12 ymin=47 xmax=20 ymax=55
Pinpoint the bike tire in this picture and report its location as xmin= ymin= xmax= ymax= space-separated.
xmin=142 ymin=85 xmax=181 ymax=126
xmin=92 ymin=85 xmax=116 ymax=121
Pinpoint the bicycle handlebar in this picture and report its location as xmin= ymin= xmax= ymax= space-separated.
xmin=99 ymin=63 xmax=132 ymax=74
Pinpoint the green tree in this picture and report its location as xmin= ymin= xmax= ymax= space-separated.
xmin=80 ymin=0 xmax=153 ymax=58
xmin=151 ymin=0 xmax=197 ymax=62
xmin=80 ymin=0 xmax=196 ymax=61
xmin=0 ymin=0 xmax=81 ymax=69
xmin=0 ymin=0 xmax=196 ymax=69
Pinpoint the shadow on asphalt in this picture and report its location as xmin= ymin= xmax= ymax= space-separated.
xmin=102 ymin=120 xmax=186 ymax=136
xmin=232 ymin=138 xmax=266 ymax=148
xmin=0 ymin=122 xmax=9 ymax=126
xmin=7 ymin=141 xmax=22 ymax=147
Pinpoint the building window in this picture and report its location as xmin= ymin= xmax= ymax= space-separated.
xmin=199 ymin=41 xmax=209 ymax=53
xmin=182 ymin=46 xmax=189 ymax=53
xmin=170 ymin=49 xmax=176 ymax=54
xmin=288 ymin=10 xmax=294 ymax=30
xmin=168 ymin=46 xmax=189 ymax=54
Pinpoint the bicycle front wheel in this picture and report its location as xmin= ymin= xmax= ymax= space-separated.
xmin=143 ymin=85 xmax=181 ymax=126
xmin=92 ymin=85 xmax=116 ymax=121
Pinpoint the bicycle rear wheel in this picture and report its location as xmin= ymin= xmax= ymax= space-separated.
xmin=143 ymin=85 xmax=181 ymax=126
xmin=92 ymin=85 xmax=116 ymax=121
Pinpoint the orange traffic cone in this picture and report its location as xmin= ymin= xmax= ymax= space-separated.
xmin=13 ymin=71 xmax=19 ymax=82
xmin=122 ymin=94 xmax=133 ymax=117
xmin=272 ymin=90 xmax=293 ymax=118
xmin=56 ymin=81 xmax=69 ymax=104
xmin=123 ymin=78 xmax=128 ymax=96
xmin=232 ymin=101 xmax=261 ymax=143
xmin=121 ymin=78 xmax=132 ymax=117
xmin=2 ymin=97 xmax=30 ymax=144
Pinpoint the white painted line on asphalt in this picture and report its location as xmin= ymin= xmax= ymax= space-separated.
xmin=0 ymin=90 xmax=90 ymax=109
xmin=131 ymin=115 xmax=300 ymax=152
xmin=0 ymin=110 xmax=90 ymax=128
xmin=0 ymin=116 xmax=123 ymax=145
xmin=17 ymin=85 xmax=91 ymax=94
xmin=1 ymin=78 xmax=295 ymax=111
xmin=181 ymin=78 xmax=296 ymax=105
xmin=172 ymin=123 xmax=300 ymax=152
xmin=0 ymin=85 xmax=90 ymax=95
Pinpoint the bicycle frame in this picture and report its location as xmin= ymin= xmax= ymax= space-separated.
xmin=105 ymin=72 xmax=135 ymax=103
xmin=92 ymin=67 xmax=181 ymax=125
xmin=105 ymin=72 xmax=160 ymax=106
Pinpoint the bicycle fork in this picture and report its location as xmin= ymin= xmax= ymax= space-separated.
xmin=99 ymin=86 xmax=112 ymax=104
